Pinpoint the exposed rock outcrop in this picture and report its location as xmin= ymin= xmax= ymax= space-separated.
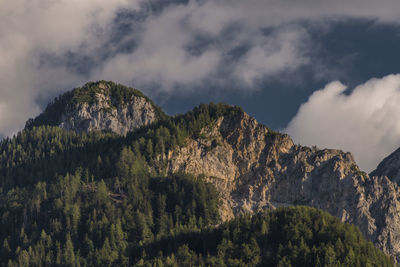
xmin=371 ymin=148 xmax=400 ymax=184
xmin=165 ymin=111 xmax=400 ymax=261
xmin=26 ymin=81 xmax=161 ymax=135
xmin=58 ymin=88 xmax=156 ymax=135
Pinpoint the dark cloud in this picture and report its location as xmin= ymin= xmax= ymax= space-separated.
xmin=2 ymin=0 xmax=400 ymax=145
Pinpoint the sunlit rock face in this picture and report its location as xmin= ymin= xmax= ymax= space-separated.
xmin=58 ymin=89 xmax=156 ymax=135
xmin=26 ymin=81 xmax=159 ymax=135
xmin=165 ymin=111 xmax=400 ymax=261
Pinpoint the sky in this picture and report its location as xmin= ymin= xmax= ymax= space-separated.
xmin=2 ymin=0 xmax=400 ymax=171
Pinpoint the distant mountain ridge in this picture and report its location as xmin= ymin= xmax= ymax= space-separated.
xmin=1 ymin=81 xmax=400 ymax=265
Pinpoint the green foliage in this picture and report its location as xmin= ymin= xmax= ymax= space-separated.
xmin=351 ymin=164 xmax=368 ymax=179
xmin=136 ymin=206 xmax=393 ymax=267
xmin=0 ymin=94 xmax=392 ymax=266
xmin=0 ymin=169 xmax=220 ymax=266
xmin=1 ymin=101 xmax=243 ymax=190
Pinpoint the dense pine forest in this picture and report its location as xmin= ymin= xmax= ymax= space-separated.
xmin=0 ymin=82 xmax=393 ymax=266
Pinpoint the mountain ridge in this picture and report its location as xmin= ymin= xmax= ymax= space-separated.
xmin=23 ymin=82 xmax=400 ymax=259
xmin=371 ymin=147 xmax=400 ymax=183
xmin=156 ymin=108 xmax=400 ymax=260
xmin=1 ymin=81 xmax=400 ymax=264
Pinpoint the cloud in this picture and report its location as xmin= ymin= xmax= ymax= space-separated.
xmin=233 ymin=26 xmax=310 ymax=86
xmin=2 ymin=0 xmax=400 ymax=137
xmin=93 ymin=0 xmax=400 ymax=91
xmin=0 ymin=0 xmax=140 ymax=136
xmin=93 ymin=3 xmax=223 ymax=91
xmin=92 ymin=1 xmax=313 ymax=91
xmin=286 ymin=74 xmax=400 ymax=172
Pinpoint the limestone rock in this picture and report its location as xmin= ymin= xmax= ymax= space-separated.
xmin=371 ymin=147 xmax=400 ymax=184
xmin=26 ymin=81 xmax=160 ymax=135
xmin=58 ymin=89 xmax=156 ymax=135
xmin=165 ymin=111 xmax=400 ymax=261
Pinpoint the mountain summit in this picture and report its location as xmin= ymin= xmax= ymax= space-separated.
xmin=25 ymin=81 xmax=165 ymax=135
xmin=371 ymin=148 xmax=400 ymax=184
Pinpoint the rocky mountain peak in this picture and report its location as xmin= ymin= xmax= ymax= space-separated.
xmin=25 ymin=81 xmax=165 ymax=135
xmin=370 ymin=148 xmax=400 ymax=184
xmin=161 ymin=110 xmax=400 ymax=260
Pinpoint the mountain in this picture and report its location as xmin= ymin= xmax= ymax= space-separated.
xmin=371 ymin=148 xmax=400 ymax=184
xmin=161 ymin=108 xmax=400 ymax=260
xmin=25 ymin=81 xmax=166 ymax=135
xmin=0 ymin=81 xmax=396 ymax=265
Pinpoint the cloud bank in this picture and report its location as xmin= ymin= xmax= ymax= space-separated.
xmin=286 ymin=74 xmax=400 ymax=172
xmin=0 ymin=0 xmax=140 ymax=136
xmin=2 ymin=0 xmax=400 ymax=137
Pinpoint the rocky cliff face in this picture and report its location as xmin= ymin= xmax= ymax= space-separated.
xmin=371 ymin=148 xmax=400 ymax=184
xmin=165 ymin=111 xmax=400 ymax=260
xmin=58 ymin=84 xmax=157 ymax=135
xmin=26 ymin=81 xmax=160 ymax=135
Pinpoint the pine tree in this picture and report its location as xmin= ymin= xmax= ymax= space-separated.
xmin=62 ymin=234 xmax=76 ymax=266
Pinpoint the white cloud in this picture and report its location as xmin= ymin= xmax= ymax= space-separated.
xmin=286 ymin=74 xmax=400 ymax=172
xmin=2 ymin=0 xmax=400 ymax=137
xmin=93 ymin=3 xmax=222 ymax=91
xmin=93 ymin=0 xmax=400 ymax=91
xmin=233 ymin=26 xmax=310 ymax=86
xmin=0 ymin=0 xmax=140 ymax=136
xmin=93 ymin=1 xmax=313 ymax=91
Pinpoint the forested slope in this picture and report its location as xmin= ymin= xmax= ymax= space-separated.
xmin=0 ymin=83 xmax=395 ymax=266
